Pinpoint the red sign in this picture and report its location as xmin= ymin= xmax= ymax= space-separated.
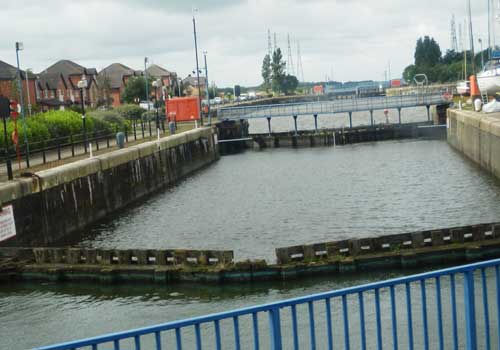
xmin=9 ymin=101 xmax=19 ymax=118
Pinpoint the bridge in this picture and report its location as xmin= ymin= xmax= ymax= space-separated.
xmin=36 ymin=258 xmax=498 ymax=349
xmin=218 ymin=93 xmax=452 ymax=133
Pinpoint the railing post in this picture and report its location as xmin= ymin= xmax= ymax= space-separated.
xmin=426 ymin=105 xmax=431 ymax=122
xmin=313 ymin=114 xmax=318 ymax=133
xmin=397 ymin=108 xmax=402 ymax=125
xmin=267 ymin=117 xmax=272 ymax=136
xmin=70 ymin=134 xmax=75 ymax=157
xmin=348 ymin=112 xmax=353 ymax=129
xmin=464 ymin=270 xmax=477 ymax=350
xmin=370 ymin=110 xmax=374 ymax=127
xmin=268 ymin=307 xmax=282 ymax=350
xmin=293 ymin=115 xmax=298 ymax=135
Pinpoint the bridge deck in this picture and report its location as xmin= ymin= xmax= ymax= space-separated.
xmin=218 ymin=93 xmax=450 ymax=120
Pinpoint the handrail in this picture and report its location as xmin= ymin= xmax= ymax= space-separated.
xmin=36 ymin=257 xmax=500 ymax=349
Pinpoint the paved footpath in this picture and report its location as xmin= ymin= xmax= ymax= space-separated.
xmin=0 ymin=123 xmax=197 ymax=182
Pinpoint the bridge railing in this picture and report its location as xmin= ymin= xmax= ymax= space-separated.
xmin=36 ymin=258 xmax=500 ymax=350
xmin=218 ymin=93 xmax=449 ymax=120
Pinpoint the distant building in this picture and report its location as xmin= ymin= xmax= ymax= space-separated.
xmin=36 ymin=60 xmax=98 ymax=111
xmin=145 ymin=64 xmax=177 ymax=100
xmin=98 ymin=63 xmax=142 ymax=107
xmin=0 ymin=60 xmax=37 ymax=107
xmin=182 ymin=75 xmax=207 ymax=97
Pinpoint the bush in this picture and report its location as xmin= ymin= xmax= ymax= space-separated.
xmin=115 ymin=104 xmax=144 ymax=120
xmin=88 ymin=110 xmax=130 ymax=132
xmin=141 ymin=111 xmax=157 ymax=121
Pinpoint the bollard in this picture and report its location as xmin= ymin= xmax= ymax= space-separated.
xmin=116 ymin=132 xmax=125 ymax=149
xmin=169 ymin=121 xmax=176 ymax=135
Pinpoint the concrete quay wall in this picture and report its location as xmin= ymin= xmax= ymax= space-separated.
xmin=0 ymin=127 xmax=219 ymax=246
xmin=447 ymin=109 xmax=500 ymax=179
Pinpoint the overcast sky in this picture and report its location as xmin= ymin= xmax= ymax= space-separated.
xmin=0 ymin=0 xmax=493 ymax=87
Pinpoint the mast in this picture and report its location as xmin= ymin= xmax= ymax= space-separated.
xmin=467 ymin=0 xmax=476 ymax=73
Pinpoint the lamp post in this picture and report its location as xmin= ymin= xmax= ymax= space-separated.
xmin=77 ymin=76 xmax=88 ymax=153
xmin=203 ymin=51 xmax=211 ymax=125
xmin=25 ymin=68 xmax=32 ymax=117
xmin=144 ymin=57 xmax=150 ymax=111
xmin=192 ymin=10 xmax=203 ymax=125
xmin=152 ymin=79 xmax=161 ymax=135
xmin=178 ymin=78 xmax=182 ymax=97
xmin=479 ymin=38 xmax=484 ymax=70
xmin=15 ymin=42 xmax=30 ymax=168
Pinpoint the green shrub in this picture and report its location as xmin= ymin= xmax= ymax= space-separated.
xmin=115 ymin=104 xmax=144 ymax=120
xmin=141 ymin=111 xmax=157 ymax=121
xmin=88 ymin=110 xmax=130 ymax=132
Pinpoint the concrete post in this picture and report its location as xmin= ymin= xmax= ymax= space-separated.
xmin=313 ymin=114 xmax=318 ymax=133
xmin=370 ymin=110 xmax=374 ymax=126
xmin=293 ymin=115 xmax=298 ymax=135
xmin=398 ymin=108 xmax=402 ymax=124
xmin=348 ymin=112 xmax=353 ymax=128
xmin=267 ymin=117 xmax=272 ymax=136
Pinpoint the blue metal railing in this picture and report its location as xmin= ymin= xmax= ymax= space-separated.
xmin=35 ymin=258 xmax=500 ymax=350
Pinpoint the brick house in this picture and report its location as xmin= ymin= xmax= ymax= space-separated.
xmin=182 ymin=75 xmax=207 ymax=97
xmin=36 ymin=60 xmax=98 ymax=110
xmin=0 ymin=60 xmax=37 ymax=108
xmin=98 ymin=63 xmax=143 ymax=107
xmin=145 ymin=64 xmax=178 ymax=100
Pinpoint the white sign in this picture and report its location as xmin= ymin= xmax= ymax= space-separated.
xmin=0 ymin=205 xmax=16 ymax=242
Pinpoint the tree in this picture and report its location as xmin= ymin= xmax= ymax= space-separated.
xmin=96 ymin=73 xmax=112 ymax=107
xmin=271 ymin=48 xmax=286 ymax=93
xmin=414 ymin=36 xmax=441 ymax=66
xmin=121 ymin=76 xmax=154 ymax=103
xmin=261 ymin=54 xmax=271 ymax=91
xmin=281 ymin=74 xmax=299 ymax=95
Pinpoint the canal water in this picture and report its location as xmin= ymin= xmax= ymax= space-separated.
xmin=80 ymin=139 xmax=500 ymax=263
xmin=2 ymin=126 xmax=500 ymax=349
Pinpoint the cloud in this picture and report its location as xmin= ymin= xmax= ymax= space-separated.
xmin=0 ymin=0 xmax=491 ymax=86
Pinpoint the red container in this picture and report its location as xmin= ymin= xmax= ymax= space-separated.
xmin=166 ymin=97 xmax=200 ymax=122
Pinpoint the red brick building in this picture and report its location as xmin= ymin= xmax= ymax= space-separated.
xmin=0 ymin=60 xmax=37 ymax=108
xmin=36 ymin=60 xmax=98 ymax=110
xmin=98 ymin=63 xmax=143 ymax=107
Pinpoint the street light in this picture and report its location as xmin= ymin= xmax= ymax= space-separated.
xmin=203 ymin=51 xmax=211 ymax=125
xmin=192 ymin=9 xmax=203 ymax=125
xmin=144 ymin=57 xmax=150 ymax=111
xmin=478 ymin=38 xmax=484 ymax=70
xmin=77 ymin=75 xmax=88 ymax=153
xmin=152 ymin=79 xmax=161 ymax=137
xmin=15 ymin=42 xmax=30 ymax=168
xmin=25 ymin=68 xmax=32 ymax=116
xmin=178 ymin=77 xmax=182 ymax=97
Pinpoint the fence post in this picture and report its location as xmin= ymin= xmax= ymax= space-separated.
xmin=133 ymin=119 xmax=137 ymax=140
xmin=148 ymin=118 xmax=152 ymax=137
xmin=57 ymin=139 xmax=61 ymax=160
xmin=70 ymin=135 xmax=75 ymax=157
xmin=42 ymin=142 xmax=46 ymax=164
xmin=268 ymin=308 xmax=282 ymax=350
xmin=95 ymin=133 xmax=99 ymax=151
xmin=464 ymin=270 xmax=477 ymax=350
xmin=125 ymin=128 xmax=129 ymax=143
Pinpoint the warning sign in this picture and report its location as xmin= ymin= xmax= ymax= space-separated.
xmin=0 ymin=205 xmax=16 ymax=242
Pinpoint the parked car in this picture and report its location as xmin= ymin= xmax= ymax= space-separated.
xmin=214 ymin=97 xmax=222 ymax=104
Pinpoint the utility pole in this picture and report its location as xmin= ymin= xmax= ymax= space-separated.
xmin=15 ymin=42 xmax=29 ymax=168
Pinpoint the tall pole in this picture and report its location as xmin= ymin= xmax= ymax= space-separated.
xmin=144 ymin=57 xmax=150 ymax=111
xmin=203 ymin=52 xmax=211 ymax=125
xmin=24 ymin=69 xmax=32 ymax=117
xmin=193 ymin=12 xmax=203 ymax=125
xmin=80 ymin=88 xmax=87 ymax=153
xmin=488 ymin=0 xmax=492 ymax=60
xmin=479 ymin=38 xmax=484 ymax=70
xmin=15 ymin=43 xmax=29 ymax=168
xmin=467 ymin=0 xmax=476 ymax=74
xmin=178 ymin=78 xmax=182 ymax=97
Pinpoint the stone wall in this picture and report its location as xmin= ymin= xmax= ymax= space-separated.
xmin=447 ymin=109 xmax=500 ymax=179
xmin=0 ymin=127 xmax=219 ymax=246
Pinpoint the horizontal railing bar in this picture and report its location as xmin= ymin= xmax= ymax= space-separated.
xmin=36 ymin=258 xmax=500 ymax=350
